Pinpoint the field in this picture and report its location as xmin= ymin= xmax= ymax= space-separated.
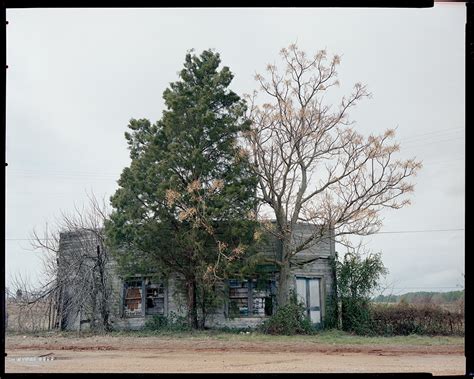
xmin=5 ymin=330 xmax=465 ymax=375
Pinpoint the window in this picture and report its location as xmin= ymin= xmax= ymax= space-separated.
xmin=145 ymin=283 xmax=165 ymax=315
xmin=124 ymin=280 xmax=143 ymax=317
xmin=229 ymin=280 xmax=250 ymax=316
xmin=228 ymin=278 xmax=274 ymax=317
xmin=123 ymin=278 xmax=165 ymax=317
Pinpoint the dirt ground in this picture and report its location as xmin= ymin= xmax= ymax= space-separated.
xmin=5 ymin=334 xmax=465 ymax=375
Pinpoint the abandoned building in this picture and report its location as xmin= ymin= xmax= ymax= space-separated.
xmin=57 ymin=224 xmax=336 ymax=331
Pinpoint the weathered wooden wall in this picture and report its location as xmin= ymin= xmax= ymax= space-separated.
xmin=58 ymin=224 xmax=336 ymax=331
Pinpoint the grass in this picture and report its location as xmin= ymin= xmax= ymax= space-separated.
xmin=7 ymin=328 xmax=464 ymax=346
xmin=204 ymin=329 xmax=464 ymax=346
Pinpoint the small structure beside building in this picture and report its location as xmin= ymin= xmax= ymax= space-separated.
xmin=57 ymin=223 xmax=336 ymax=331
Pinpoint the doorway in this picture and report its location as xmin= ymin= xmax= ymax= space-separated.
xmin=295 ymin=277 xmax=322 ymax=325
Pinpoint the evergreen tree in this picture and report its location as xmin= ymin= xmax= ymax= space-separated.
xmin=106 ymin=50 xmax=258 ymax=328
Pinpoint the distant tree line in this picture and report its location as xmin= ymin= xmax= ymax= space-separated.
xmin=373 ymin=290 xmax=464 ymax=305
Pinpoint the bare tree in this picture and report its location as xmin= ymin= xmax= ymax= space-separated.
xmin=244 ymin=44 xmax=422 ymax=306
xmin=24 ymin=192 xmax=113 ymax=332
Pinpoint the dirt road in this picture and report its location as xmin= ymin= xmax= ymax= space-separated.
xmin=5 ymin=334 xmax=465 ymax=375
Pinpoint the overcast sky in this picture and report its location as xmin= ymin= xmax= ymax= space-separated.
xmin=5 ymin=5 xmax=465 ymax=295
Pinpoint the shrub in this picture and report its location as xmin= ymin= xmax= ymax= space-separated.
xmin=259 ymin=292 xmax=314 ymax=335
xmin=333 ymin=249 xmax=388 ymax=335
xmin=371 ymin=302 xmax=464 ymax=336
xmin=144 ymin=312 xmax=192 ymax=332
xmin=341 ymin=297 xmax=374 ymax=335
xmin=323 ymin=292 xmax=339 ymax=330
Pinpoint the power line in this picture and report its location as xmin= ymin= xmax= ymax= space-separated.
xmin=398 ymin=127 xmax=463 ymax=144
xmin=402 ymin=135 xmax=464 ymax=150
xmin=372 ymin=228 xmax=464 ymax=235
xmin=6 ymin=154 xmax=465 ymax=183
xmin=5 ymin=228 xmax=465 ymax=241
xmin=7 ymin=167 xmax=124 ymax=176
xmin=6 ymin=238 xmax=55 ymax=241
xmin=385 ymin=287 xmax=462 ymax=290
xmin=4 ymin=131 xmax=465 ymax=182
xmin=422 ymin=156 xmax=464 ymax=165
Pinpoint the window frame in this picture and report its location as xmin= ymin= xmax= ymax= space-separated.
xmin=227 ymin=277 xmax=275 ymax=318
xmin=122 ymin=277 xmax=166 ymax=318
xmin=122 ymin=279 xmax=144 ymax=318
xmin=144 ymin=282 xmax=166 ymax=316
xmin=294 ymin=275 xmax=325 ymax=325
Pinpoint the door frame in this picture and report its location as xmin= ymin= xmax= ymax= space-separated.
xmin=294 ymin=275 xmax=325 ymax=325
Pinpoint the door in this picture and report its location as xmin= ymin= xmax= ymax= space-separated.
xmin=296 ymin=277 xmax=321 ymax=324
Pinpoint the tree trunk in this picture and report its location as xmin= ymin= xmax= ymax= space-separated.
xmin=96 ymin=244 xmax=110 ymax=332
xmin=277 ymin=260 xmax=292 ymax=308
xmin=47 ymin=297 xmax=52 ymax=330
xmin=276 ymin=237 xmax=292 ymax=308
xmin=100 ymin=291 xmax=110 ymax=332
xmin=199 ymin=285 xmax=206 ymax=330
xmin=186 ymin=277 xmax=198 ymax=329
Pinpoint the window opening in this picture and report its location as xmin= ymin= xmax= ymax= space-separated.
xmin=229 ymin=280 xmax=249 ymax=316
xmin=123 ymin=280 xmax=143 ymax=317
xmin=228 ymin=278 xmax=274 ymax=317
xmin=123 ymin=278 xmax=165 ymax=317
xmin=145 ymin=282 xmax=165 ymax=315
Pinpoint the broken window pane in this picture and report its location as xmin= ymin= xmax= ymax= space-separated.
xmin=252 ymin=278 xmax=274 ymax=316
xmin=229 ymin=280 xmax=249 ymax=317
xmin=124 ymin=280 xmax=143 ymax=317
xmin=145 ymin=282 xmax=165 ymax=315
xmin=228 ymin=278 xmax=274 ymax=317
xmin=264 ymin=296 xmax=273 ymax=316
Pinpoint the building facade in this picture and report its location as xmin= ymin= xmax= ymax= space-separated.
xmin=57 ymin=224 xmax=336 ymax=331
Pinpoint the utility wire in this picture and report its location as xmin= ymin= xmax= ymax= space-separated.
xmin=383 ymin=286 xmax=462 ymax=290
xmin=372 ymin=228 xmax=464 ymax=235
xmin=398 ymin=127 xmax=463 ymax=143
xmin=5 ymin=228 xmax=465 ymax=241
xmin=402 ymin=135 xmax=464 ymax=150
xmin=5 ymin=154 xmax=465 ymax=182
xmin=5 ymin=128 xmax=465 ymax=179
